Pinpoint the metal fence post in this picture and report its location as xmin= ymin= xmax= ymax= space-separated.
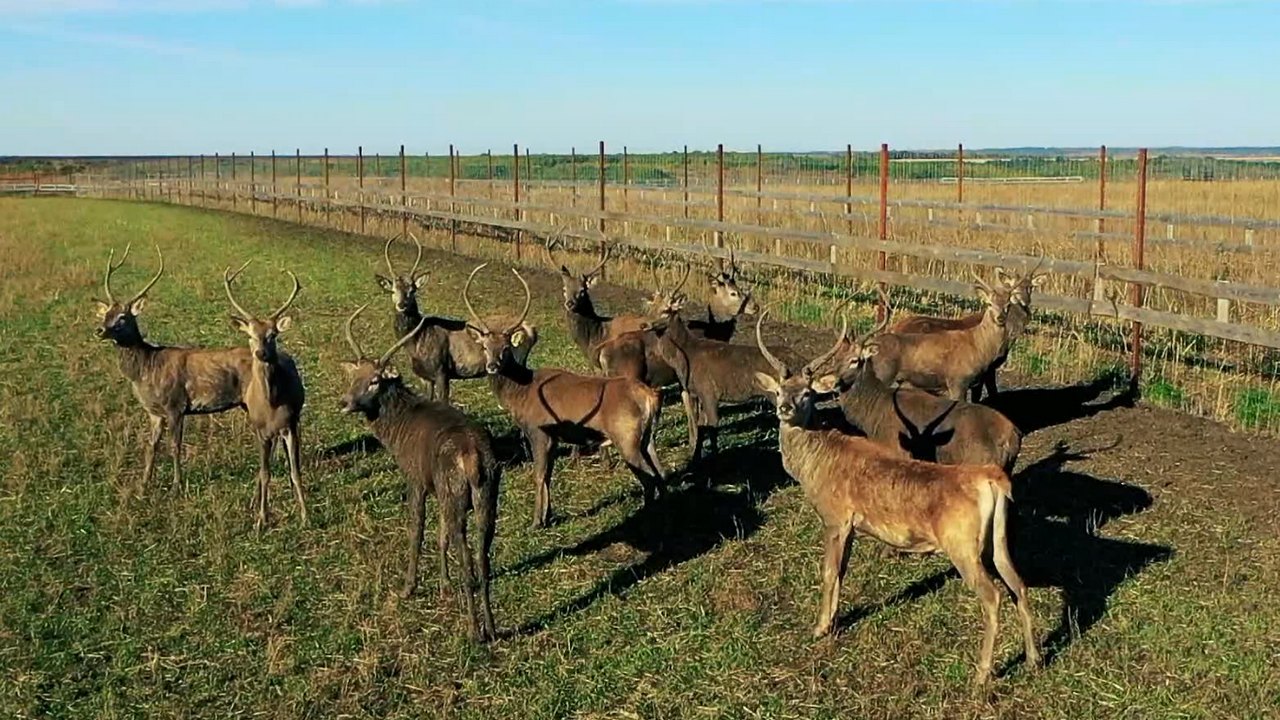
xmin=230 ymin=152 xmax=236 ymax=210
xmin=357 ymin=145 xmax=364 ymax=233
xmin=845 ymin=143 xmax=853 ymax=235
xmin=487 ymin=149 xmax=494 ymax=200
xmin=877 ymin=143 xmax=890 ymax=322
xmin=511 ymin=143 xmax=518 ymax=257
xmin=570 ymin=147 xmax=577 ymax=207
xmin=295 ymin=148 xmax=302 ymax=223
xmin=623 ymin=145 xmax=629 ymax=213
xmin=757 ymin=144 xmax=763 ymax=225
xmin=214 ymin=152 xmax=220 ymax=206
xmin=323 ymin=147 xmax=330 ymax=227
xmin=957 ymin=142 xmax=965 ymax=204
xmin=1130 ymin=148 xmax=1148 ymax=394
xmin=400 ymin=144 xmax=407 ymax=237
xmin=716 ymin=143 xmax=725 ymax=249
xmin=250 ymin=151 xmax=256 ymax=214
xmin=1098 ymin=144 xmax=1108 ymax=249
xmin=683 ymin=145 xmax=690 ymax=220
xmin=598 ymin=141 xmax=607 ymax=277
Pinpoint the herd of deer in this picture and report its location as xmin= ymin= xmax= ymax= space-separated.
xmin=94 ymin=232 xmax=1048 ymax=688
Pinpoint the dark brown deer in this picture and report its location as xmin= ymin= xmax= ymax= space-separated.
xmin=462 ymin=264 xmax=666 ymax=528
xmin=829 ymin=313 xmax=1022 ymax=474
xmin=375 ymin=233 xmax=538 ymax=403
xmin=890 ymin=257 xmax=1046 ymax=401
xmin=594 ymin=262 xmax=692 ymax=387
xmin=340 ymin=306 xmax=499 ymax=642
xmin=655 ymin=310 xmax=801 ymax=462
xmin=93 ymin=245 xmax=250 ymax=494
xmin=548 ymin=239 xmax=654 ymax=370
xmin=224 ymin=262 xmax=308 ymax=529
xmin=753 ymin=317 xmax=1040 ymax=688
xmin=686 ymin=249 xmax=760 ymax=341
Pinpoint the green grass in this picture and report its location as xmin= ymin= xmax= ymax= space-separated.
xmin=1145 ymin=377 xmax=1188 ymax=410
xmin=1 ymin=198 xmax=1278 ymax=718
xmin=1233 ymin=387 xmax=1280 ymax=429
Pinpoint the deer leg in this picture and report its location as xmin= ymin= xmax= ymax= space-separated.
xmin=168 ymin=414 xmax=186 ymax=495
xmin=282 ymin=423 xmax=307 ymax=527
xmin=528 ymin=429 xmax=555 ymax=528
xmin=438 ymin=375 xmax=451 ymax=405
xmin=642 ymin=425 xmax=667 ymax=498
xmin=447 ymin=503 xmax=481 ymax=642
xmin=436 ymin=503 xmax=452 ymax=602
xmin=141 ymin=414 xmax=164 ymax=489
xmin=992 ymin=497 xmax=1040 ymax=670
xmin=982 ymin=365 xmax=999 ymax=400
xmin=953 ymin=551 xmax=1002 ymax=690
xmin=402 ymin=480 xmax=428 ymax=599
xmin=615 ymin=434 xmax=658 ymax=505
xmin=813 ymin=521 xmax=854 ymax=638
xmin=681 ymin=390 xmax=699 ymax=455
xmin=473 ymin=481 xmax=498 ymax=641
xmin=255 ymin=435 xmax=275 ymax=532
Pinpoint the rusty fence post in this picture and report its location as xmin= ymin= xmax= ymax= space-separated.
xmin=845 ymin=143 xmax=853 ymax=235
xmin=250 ymin=151 xmax=256 ymax=214
xmin=199 ymin=154 xmax=205 ymax=207
xmin=214 ymin=152 xmax=220 ymax=206
xmin=229 ymin=152 xmax=236 ymax=210
xmin=623 ymin=145 xmax=629 ymax=213
xmin=295 ymin=148 xmax=302 ymax=223
xmin=715 ymin=143 xmax=725 ymax=249
xmin=358 ymin=145 xmax=365 ymax=234
xmin=511 ymin=143 xmax=519 ymax=257
xmin=571 ymin=146 xmax=578 ymax=207
xmin=487 ymin=149 xmax=494 ymax=200
xmin=400 ymin=144 xmax=407 ymax=238
xmin=1098 ymin=144 xmax=1108 ymax=247
xmin=957 ymin=142 xmax=964 ymax=204
xmin=323 ymin=147 xmax=330 ymax=227
xmin=1130 ymin=148 xmax=1148 ymax=395
xmin=756 ymin=144 xmax=763 ymax=225
xmin=598 ymin=141 xmax=607 ymax=278
xmin=877 ymin=143 xmax=890 ymax=322
xmin=683 ymin=145 xmax=690 ymax=220
xmin=187 ymin=156 xmax=193 ymax=205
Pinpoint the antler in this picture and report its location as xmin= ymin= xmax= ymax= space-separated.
xmin=585 ymin=244 xmax=610 ymax=280
xmin=649 ymin=258 xmax=664 ymax=295
xmin=545 ymin=235 xmax=563 ymax=269
xmin=754 ymin=308 xmax=789 ymax=379
xmin=408 ymin=232 xmax=423 ymax=278
xmin=103 ymin=244 xmax=130 ymax=304
xmin=224 ymin=260 xmax=254 ymax=319
xmin=378 ymin=313 xmax=429 ymax=367
xmin=129 ymin=246 xmax=165 ymax=306
xmin=672 ymin=262 xmax=691 ymax=295
xmin=1027 ymin=247 xmax=1047 ymax=279
xmin=728 ymin=247 xmax=740 ymax=278
xmin=270 ymin=271 xmax=301 ymax=320
xmin=507 ymin=269 xmax=532 ymax=334
xmin=383 ymin=235 xmax=398 ymax=277
xmin=461 ymin=263 xmax=491 ymax=333
xmin=855 ymin=304 xmax=892 ymax=349
xmin=802 ymin=314 xmax=848 ymax=379
xmin=344 ymin=305 xmax=369 ymax=359
xmin=971 ymin=270 xmax=995 ymax=294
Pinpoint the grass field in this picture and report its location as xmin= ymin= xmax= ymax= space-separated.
xmin=2 ymin=198 xmax=1278 ymax=718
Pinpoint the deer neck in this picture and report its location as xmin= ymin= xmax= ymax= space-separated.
xmin=367 ymin=381 xmax=416 ymax=432
xmin=566 ymin=296 xmax=606 ymax=349
xmin=776 ymin=416 xmax=838 ymax=493
xmin=114 ymin=333 xmax=161 ymax=382
xmin=972 ymin=309 xmax=1007 ymax=357
xmin=488 ymin=361 xmax=535 ymax=407
xmin=394 ymin=302 xmax=424 ymax=336
xmin=838 ymin=362 xmax=894 ymax=436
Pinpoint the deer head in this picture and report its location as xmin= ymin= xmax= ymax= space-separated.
xmin=831 ymin=303 xmax=893 ymax=389
xmin=462 ymin=263 xmax=533 ymax=375
xmin=644 ymin=260 xmax=691 ymax=321
xmin=972 ymin=271 xmax=1012 ymax=329
xmin=94 ymin=244 xmax=164 ymax=344
xmin=547 ymin=236 xmax=608 ymax=311
xmin=994 ymin=251 xmax=1049 ymax=310
xmin=708 ymin=248 xmax=758 ymax=318
xmin=374 ymin=233 xmax=426 ymax=314
xmin=224 ymin=261 xmax=301 ymax=364
xmin=339 ymin=305 xmax=428 ymax=417
xmin=753 ymin=309 xmax=846 ymax=426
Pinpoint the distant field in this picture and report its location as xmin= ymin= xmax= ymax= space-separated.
xmin=2 ymin=198 xmax=1278 ymax=718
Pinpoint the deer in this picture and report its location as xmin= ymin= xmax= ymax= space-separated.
xmin=548 ymin=239 xmax=656 ymax=370
xmin=654 ymin=309 xmax=801 ymax=462
xmin=94 ymin=245 xmax=251 ymax=494
xmin=890 ymin=256 xmax=1046 ymax=401
xmin=340 ymin=306 xmax=500 ymax=642
xmin=375 ymin=233 xmax=538 ymax=403
xmin=462 ymin=263 xmax=666 ymax=528
xmin=594 ymin=262 xmax=692 ymax=388
xmin=857 ymin=273 xmax=1015 ymax=402
xmin=752 ymin=313 xmax=1040 ymax=688
xmin=223 ymin=262 xmax=308 ymax=530
xmin=686 ymin=249 xmax=760 ymax=341
xmin=828 ymin=312 xmax=1022 ymax=474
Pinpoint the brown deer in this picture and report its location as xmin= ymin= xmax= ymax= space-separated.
xmin=686 ymin=249 xmax=760 ymax=341
xmin=890 ymin=257 xmax=1046 ymax=401
xmin=655 ymin=310 xmax=801 ymax=462
xmin=548 ymin=239 xmax=654 ymax=370
xmin=462 ymin=264 xmax=666 ymax=528
xmin=340 ymin=306 xmax=499 ymax=642
xmin=224 ymin=262 xmax=308 ymax=530
xmin=594 ymin=262 xmax=692 ymax=387
xmin=753 ymin=315 xmax=1040 ymax=688
xmin=829 ymin=313 xmax=1022 ymax=474
xmin=860 ymin=273 xmax=1014 ymax=402
xmin=94 ymin=245 xmax=250 ymax=494
xmin=375 ymin=233 xmax=538 ymax=403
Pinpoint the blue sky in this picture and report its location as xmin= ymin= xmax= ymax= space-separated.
xmin=1 ymin=0 xmax=1277 ymax=155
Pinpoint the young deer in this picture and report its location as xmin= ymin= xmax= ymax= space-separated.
xmin=375 ymin=233 xmax=538 ymax=403
xmin=686 ymin=249 xmax=760 ymax=342
xmin=462 ymin=264 xmax=666 ymax=528
xmin=548 ymin=240 xmax=653 ymax=370
xmin=753 ymin=315 xmax=1040 ymax=688
xmin=224 ymin=262 xmax=308 ymax=529
xmin=340 ymin=306 xmax=499 ymax=641
xmin=94 ymin=245 xmax=250 ymax=493
xmin=830 ymin=314 xmax=1022 ymax=474
xmin=866 ymin=273 xmax=1013 ymax=402
xmin=890 ymin=257 xmax=1046 ymax=401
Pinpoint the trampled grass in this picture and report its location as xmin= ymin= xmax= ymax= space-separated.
xmin=1 ymin=198 xmax=1278 ymax=718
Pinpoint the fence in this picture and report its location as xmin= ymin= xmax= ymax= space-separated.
xmin=16 ymin=142 xmax=1280 ymax=434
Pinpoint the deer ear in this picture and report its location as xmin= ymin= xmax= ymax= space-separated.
xmin=340 ymin=361 xmax=361 ymax=375
xmin=466 ymin=325 xmax=485 ymax=342
xmin=510 ymin=329 xmax=527 ymax=347
xmin=229 ymin=315 xmax=249 ymax=332
xmin=974 ymin=284 xmax=993 ymax=303
xmin=94 ymin=301 xmax=110 ymax=319
xmin=382 ymin=365 xmax=400 ymax=379
xmin=275 ymin=316 xmax=293 ymax=333
xmin=585 ymin=274 xmax=600 ymax=288
xmin=128 ymin=297 xmax=146 ymax=315
xmin=860 ymin=343 xmax=879 ymax=359
xmin=754 ymin=372 xmax=782 ymax=395
xmin=812 ymin=374 xmax=838 ymax=395
xmin=1030 ymin=274 xmax=1048 ymax=288
xmin=559 ymin=265 xmax=572 ymax=277
xmin=414 ymin=274 xmax=429 ymax=289
xmin=995 ymin=267 xmax=1016 ymax=287
xmin=374 ymin=274 xmax=394 ymax=292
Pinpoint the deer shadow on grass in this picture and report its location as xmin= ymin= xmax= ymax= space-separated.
xmin=832 ymin=440 xmax=1171 ymax=675
xmin=503 ymin=443 xmax=792 ymax=637
xmin=319 ymin=433 xmax=383 ymax=459
xmin=986 ymin=378 xmax=1136 ymax=435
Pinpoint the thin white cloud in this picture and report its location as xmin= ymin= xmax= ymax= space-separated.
xmin=0 ymin=0 xmax=404 ymax=14
xmin=4 ymin=21 xmax=249 ymax=64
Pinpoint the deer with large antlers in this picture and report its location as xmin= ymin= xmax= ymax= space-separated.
xmin=224 ymin=262 xmax=308 ymax=529
xmin=594 ymin=262 xmax=692 ymax=387
xmin=752 ymin=313 xmax=1040 ymax=688
xmin=463 ymin=264 xmax=667 ymax=528
xmin=686 ymin=249 xmax=760 ymax=342
xmin=340 ymin=306 xmax=500 ymax=641
xmin=375 ymin=233 xmax=538 ymax=403
xmin=94 ymin=245 xmax=252 ymax=493
xmin=547 ymin=239 xmax=657 ymax=370
xmin=827 ymin=312 xmax=1022 ymax=473
xmin=890 ymin=256 xmax=1047 ymax=401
